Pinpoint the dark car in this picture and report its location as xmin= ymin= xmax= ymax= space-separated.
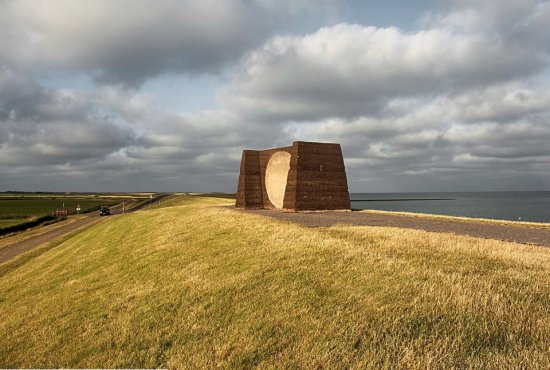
xmin=99 ymin=206 xmax=111 ymax=216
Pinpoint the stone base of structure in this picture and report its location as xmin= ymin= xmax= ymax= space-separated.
xmin=235 ymin=141 xmax=351 ymax=211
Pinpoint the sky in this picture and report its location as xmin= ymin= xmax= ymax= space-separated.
xmin=1 ymin=0 xmax=550 ymax=193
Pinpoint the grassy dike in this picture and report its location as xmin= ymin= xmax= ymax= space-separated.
xmin=0 ymin=195 xmax=549 ymax=368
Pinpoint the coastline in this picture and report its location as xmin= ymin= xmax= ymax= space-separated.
xmin=358 ymin=209 xmax=550 ymax=230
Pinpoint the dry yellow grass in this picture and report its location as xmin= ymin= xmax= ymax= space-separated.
xmin=0 ymin=195 xmax=548 ymax=368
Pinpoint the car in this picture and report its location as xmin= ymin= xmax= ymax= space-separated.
xmin=99 ymin=206 xmax=111 ymax=216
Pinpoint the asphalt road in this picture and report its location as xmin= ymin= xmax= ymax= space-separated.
xmin=0 ymin=193 xmax=171 ymax=264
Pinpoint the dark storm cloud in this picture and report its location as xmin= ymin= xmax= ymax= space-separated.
xmin=0 ymin=0 xmax=272 ymax=86
xmin=284 ymin=81 xmax=550 ymax=191
xmin=0 ymin=65 xmax=288 ymax=191
xmin=0 ymin=67 xmax=136 ymax=167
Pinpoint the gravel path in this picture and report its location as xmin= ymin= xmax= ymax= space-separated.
xmin=242 ymin=209 xmax=550 ymax=247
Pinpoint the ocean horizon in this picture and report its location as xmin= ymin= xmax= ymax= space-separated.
xmin=350 ymin=191 xmax=550 ymax=223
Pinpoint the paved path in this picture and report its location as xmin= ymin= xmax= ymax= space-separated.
xmin=0 ymin=194 xmax=172 ymax=264
xmin=242 ymin=209 xmax=550 ymax=247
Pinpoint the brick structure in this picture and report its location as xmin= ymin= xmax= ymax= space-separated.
xmin=236 ymin=141 xmax=351 ymax=211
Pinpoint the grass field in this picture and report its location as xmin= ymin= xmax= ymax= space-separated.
xmin=0 ymin=219 xmax=24 ymax=228
xmin=0 ymin=195 xmax=549 ymax=368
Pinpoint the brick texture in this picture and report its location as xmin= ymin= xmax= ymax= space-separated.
xmin=235 ymin=141 xmax=351 ymax=211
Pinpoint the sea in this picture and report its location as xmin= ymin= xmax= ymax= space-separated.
xmin=350 ymin=192 xmax=550 ymax=223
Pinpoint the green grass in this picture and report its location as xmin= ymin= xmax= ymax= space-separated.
xmin=0 ymin=196 xmax=548 ymax=368
xmin=0 ymin=219 xmax=23 ymax=228
xmin=193 ymin=192 xmax=236 ymax=199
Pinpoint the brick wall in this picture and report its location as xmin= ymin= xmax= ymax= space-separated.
xmin=236 ymin=141 xmax=351 ymax=211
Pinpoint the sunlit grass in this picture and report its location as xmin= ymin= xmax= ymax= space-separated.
xmin=0 ymin=195 xmax=548 ymax=368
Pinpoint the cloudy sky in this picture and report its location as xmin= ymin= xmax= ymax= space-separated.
xmin=1 ymin=0 xmax=549 ymax=193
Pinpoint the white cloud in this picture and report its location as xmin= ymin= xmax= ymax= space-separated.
xmin=1 ymin=0 xmax=550 ymax=192
xmin=222 ymin=4 xmax=549 ymax=122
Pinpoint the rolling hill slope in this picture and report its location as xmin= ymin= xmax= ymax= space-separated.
xmin=0 ymin=195 xmax=549 ymax=368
